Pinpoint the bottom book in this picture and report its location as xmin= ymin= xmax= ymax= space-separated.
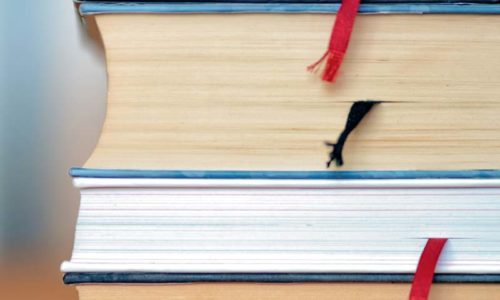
xmin=76 ymin=283 xmax=500 ymax=300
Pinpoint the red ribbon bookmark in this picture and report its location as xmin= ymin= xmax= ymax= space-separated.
xmin=409 ymin=238 xmax=448 ymax=300
xmin=308 ymin=0 xmax=361 ymax=82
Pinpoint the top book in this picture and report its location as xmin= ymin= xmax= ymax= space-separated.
xmin=77 ymin=1 xmax=500 ymax=171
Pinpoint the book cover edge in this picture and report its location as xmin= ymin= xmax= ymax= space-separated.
xmin=62 ymin=272 xmax=500 ymax=284
xmin=79 ymin=2 xmax=500 ymax=15
xmin=69 ymin=168 xmax=500 ymax=179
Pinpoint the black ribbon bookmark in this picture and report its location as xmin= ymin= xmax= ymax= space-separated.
xmin=326 ymin=100 xmax=381 ymax=168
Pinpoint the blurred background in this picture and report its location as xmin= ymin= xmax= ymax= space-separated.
xmin=1 ymin=1 xmax=106 ymax=299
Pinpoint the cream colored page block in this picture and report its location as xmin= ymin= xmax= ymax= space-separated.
xmin=86 ymin=14 xmax=500 ymax=170
xmin=77 ymin=283 xmax=500 ymax=300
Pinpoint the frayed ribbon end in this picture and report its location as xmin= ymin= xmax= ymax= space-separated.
xmin=308 ymin=51 xmax=344 ymax=83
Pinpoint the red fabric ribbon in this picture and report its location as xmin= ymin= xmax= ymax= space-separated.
xmin=308 ymin=0 xmax=361 ymax=82
xmin=409 ymin=238 xmax=448 ymax=300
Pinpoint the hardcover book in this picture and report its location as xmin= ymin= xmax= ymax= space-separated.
xmin=75 ymin=0 xmax=500 ymax=171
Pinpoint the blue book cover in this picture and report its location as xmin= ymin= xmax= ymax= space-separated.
xmin=70 ymin=168 xmax=500 ymax=180
xmin=77 ymin=1 xmax=500 ymax=15
xmin=64 ymin=272 xmax=500 ymax=284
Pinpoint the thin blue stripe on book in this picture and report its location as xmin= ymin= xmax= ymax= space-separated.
xmin=63 ymin=272 xmax=500 ymax=284
xmin=79 ymin=3 xmax=500 ymax=15
xmin=69 ymin=168 xmax=500 ymax=179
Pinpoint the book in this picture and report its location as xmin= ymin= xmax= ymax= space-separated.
xmin=76 ymin=283 xmax=500 ymax=300
xmin=77 ymin=1 xmax=500 ymax=171
xmin=62 ymin=169 xmax=500 ymax=278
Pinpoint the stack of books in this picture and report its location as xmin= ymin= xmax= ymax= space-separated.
xmin=64 ymin=0 xmax=500 ymax=299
